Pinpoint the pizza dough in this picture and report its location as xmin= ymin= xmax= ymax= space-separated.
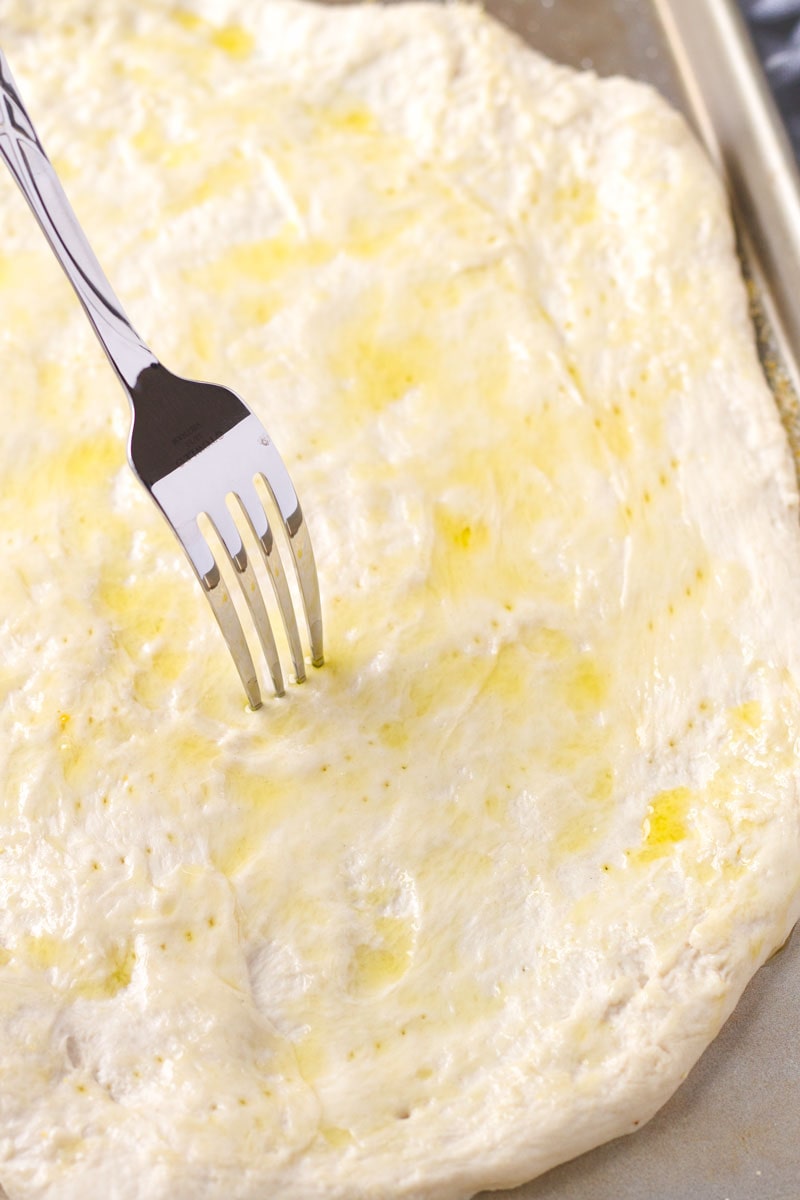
xmin=0 ymin=2 xmax=799 ymax=1198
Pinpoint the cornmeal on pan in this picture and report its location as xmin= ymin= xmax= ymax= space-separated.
xmin=1 ymin=2 xmax=799 ymax=1198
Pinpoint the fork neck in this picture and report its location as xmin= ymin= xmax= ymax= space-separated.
xmin=0 ymin=47 xmax=157 ymax=392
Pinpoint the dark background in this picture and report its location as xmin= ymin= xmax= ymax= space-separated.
xmin=739 ymin=0 xmax=800 ymax=157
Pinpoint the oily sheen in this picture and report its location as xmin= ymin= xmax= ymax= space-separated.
xmin=0 ymin=2 xmax=799 ymax=1199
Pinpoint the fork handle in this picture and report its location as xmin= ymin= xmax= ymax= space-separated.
xmin=0 ymin=48 xmax=156 ymax=391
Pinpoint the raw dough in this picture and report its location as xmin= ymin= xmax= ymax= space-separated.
xmin=0 ymin=2 xmax=799 ymax=1198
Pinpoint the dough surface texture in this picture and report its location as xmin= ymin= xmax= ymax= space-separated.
xmin=0 ymin=2 xmax=799 ymax=1198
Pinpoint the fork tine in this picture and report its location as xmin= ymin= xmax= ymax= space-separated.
xmin=174 ymin=516 xmax=263 ymax=709
xmin=235 ymin=483 xmax=306 ymax=684
xmin=285 ymin=514 xmax=324 ymax=669
xmin=206 ymin=505 xmax=285 ymax=699
xmin=233 ymin=553 xmax=285 ymax=699
xmin=200 ymin=562 xmax=262 ymax=711
xmin=255 ymin=451 xmax=324 ymax=668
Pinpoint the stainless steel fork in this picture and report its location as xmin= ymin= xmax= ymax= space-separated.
xmin=0 ymin=49 xmax=323 ymax=709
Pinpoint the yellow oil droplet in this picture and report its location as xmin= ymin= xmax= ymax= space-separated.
xmin=181 ymin=152 xmax=254 ymax=210
xmin=378 ymin=721 xmax=408 ymax=750
xmin=436 ymin=508 xmax=490 ymax=554
xmin=636 ymin=786 xmax=693 ymax=862
xmin=320 ymin=1126 xmax=354 ymax=1149
xmin=429 ymin=506 xmax=491 ymax=599
xmin=350 ymin=915 xmax=415 ymax=995
xmin=152 ymin=649 xmax=187 ymax=684
xmin=23 ymin=934 xmax=67 ymax=971
xmin=95 ymin=942 xmax=136 ymax=998
xmin=210 ymin=24 xmax=254 ymax=59
xmin=483 ymin=793 xmax=507 ymax=822
xmin=61 ymin=434 xmax=122 ymax=488
xmin=332 ymin=323 xmax=436 ymax=413
xmin=203 ymin=226 xmax=332 ymax=290
xmin=318 ymin=104 xmax=377 ymax=137
xmin=172 ymin=7 xmax=206 ymax=31
xmin=731 ymin=700 xmax=762 ymax=732
xmin=563 ymin=655 xmax=608 ymax=712
xmin=189 ymin=314 xmax=214 ymax=364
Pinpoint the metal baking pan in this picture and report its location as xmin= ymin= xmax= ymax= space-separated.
xmin=466 ymin=1 xmax=800 ymax=1197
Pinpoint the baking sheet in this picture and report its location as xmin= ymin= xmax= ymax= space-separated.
xmin=464 ymin=2 xmax=800 ymax=1197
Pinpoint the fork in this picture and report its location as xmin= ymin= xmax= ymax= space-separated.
xmin=0 ymin=49 xmax=323 ymax=709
